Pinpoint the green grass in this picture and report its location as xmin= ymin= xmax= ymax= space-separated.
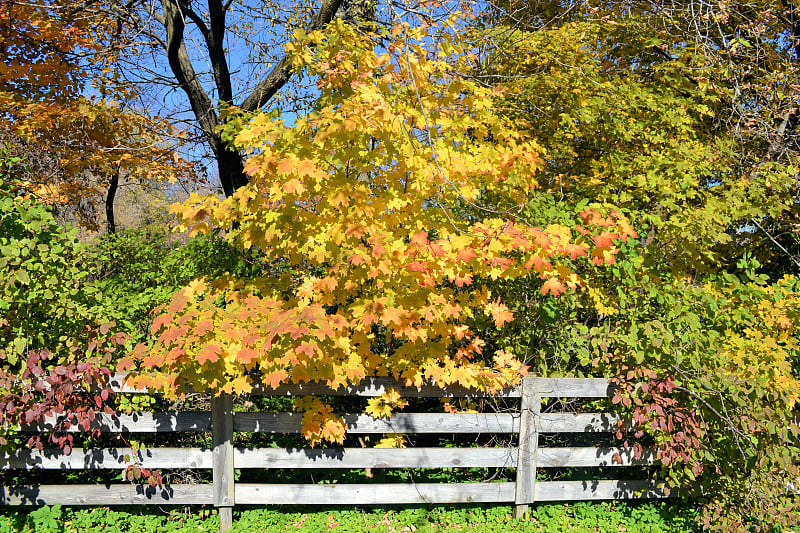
xmin=0 ymin=501 xmax=700 ymax=532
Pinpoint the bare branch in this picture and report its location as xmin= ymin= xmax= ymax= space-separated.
xmin=240 ymin=0 xmax=346 ymax=112
xmin=183 ymin=5 xmax=209 ymax=38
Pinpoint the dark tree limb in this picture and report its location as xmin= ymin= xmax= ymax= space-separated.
xmin=240 ymin=0 xmax=346 ymax=112
xmin=105 ymin=168 xmax=119 ymax=235
xmin=126 ymin=0 xmax=347 ymax=196
xmin=161 ymin=0 xmax=217 ymax=137
xmin=207 ymin=0 xmax=233 ymax=104
xmin=183 ymin=5 xmax=209 ymax=38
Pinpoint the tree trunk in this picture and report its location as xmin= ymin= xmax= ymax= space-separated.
xmin=105 ymin=169 xmax=119 ymax=235
xmin=215 ymin=139 xmax=248 ymax=198
xmin=154 ymin=0 xmax=346 ymax=197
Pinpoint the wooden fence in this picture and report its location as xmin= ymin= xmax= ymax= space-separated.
xmin=0 ymin=375 xmax=664 ymax=531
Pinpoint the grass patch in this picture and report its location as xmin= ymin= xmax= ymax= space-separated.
xmin=0 ymin=501 xmax=700 ymax=532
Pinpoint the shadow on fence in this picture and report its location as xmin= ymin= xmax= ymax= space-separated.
xmin=1 ymin=375 xmax=666 ymax=531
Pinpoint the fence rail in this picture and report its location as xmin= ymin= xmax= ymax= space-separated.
xmin=1 ymin=375 xmax=664 ymax=531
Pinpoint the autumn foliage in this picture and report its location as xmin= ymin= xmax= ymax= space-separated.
xmin=122 ymin=20 xmax=635 ymax=443
xmin=4 ymin=1 xmax=797 ymax=528
xmin=474 ymin=6 xmax=800 ymax=529
xmin=0 ymin=0 xmax=196 ymax=230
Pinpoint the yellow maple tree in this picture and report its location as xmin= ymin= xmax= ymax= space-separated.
xmin=123 ymin=18 xmax=635 ymax=442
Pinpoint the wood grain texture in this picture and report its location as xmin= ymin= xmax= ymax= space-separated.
xmin=234 ymin=412 xmax=518 ymax=434
xmin=105 ymin=373 xmax=612 ymax=399
xmin=233 ymin=412 xmax=620 ymax=434
xmin=0 ymin=484 xmax=213 ymax=505
xmin=234 ymin=446 xmax=653 ymax=469
xmin=232 ymin=479 xmax=665 ymax=505
xmin=234 ymin=447 xmax=519 ymax=469
xmin=18 ymin=412 xmax=620 ymax=435
xmin=234 ymin=483 xmax=516 ymax=505
xmin=537 ymin=447 xmax=656 ymax=467
xmin=212 ymin=394 xmax=235 ymax=508
xmin=0 ymin=448 xmax=212 ymax=469
xmin=534 ymin=480 xmax=668 ymax=501
xmin=529 ymin=378 xmax=613 ymax=398
xmin=0 ymin=479 xmax=664 ymax=506
xmin=250 ymin=377 xmax=612 ymax=398
xmin=514 ymin=379 xmax=538 ymax=516
xmin=20 ymin=412 xmax=212 ymax=433
xmin=20 ymin=412 xmax=620 ymax=434
xmin=538 ymin=413 xmax=622 ymax=433
xmin=0 ymin=446 xmax=654 ymax=470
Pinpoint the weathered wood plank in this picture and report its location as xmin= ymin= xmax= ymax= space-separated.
xmin=515 ymin=378 xmax=539 ymax=516
xmin=234 ymin=447 xmax=518 ymax=469
xmin=105 ymin=373 xmax=612 ymax=399
xmin=235 ymin=446 xmax=653 ymax=469
xmin=233 ymin=480 xmax=664 ymax=505
xmin=251 ymin=377 xmax=612 ymax=398
xmin=534 ymin=480 xmax=668 ymax=501
xmin=21 ymin=412 xmax=212 ymax=433
xmin=212 ymin=394 xmax=234 ymax=532
xmin=234 ymin=483 xmax=516 ymax=505
xmin=250 ymin=378 xmax=521 ymax=398
xmin=530 ymin=378 xmax=613 ymax=398
xmin=234 ymin=412 xmax=519 ymax=433
xmin=0 ymin=484 xmax=213 ymax=505
xmin=20 ymin=411 xmax=620 ymax=435
xmin=0 ymin=446 xmax=654 ymax=470
xmin=538 ymin=413 xmax=622 ymax=433
xmin=234 ymin=412 xmax=621 ymax=434
xmin=0 ymin=448 xmax=212 ymax=469
xmin=0 ymin=479 xmax=664 ymax=506
xmin=537 ymin=447 xmax=656 ymax=467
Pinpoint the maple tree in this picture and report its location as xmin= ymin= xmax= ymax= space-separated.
xmin=0 ymin=0 xmax=93 ymax=101
xmin=1 ymin=0 xmax=197 ymax=233
xmin=5 ymin=102 xmax=198 ymax=233
xmin=2 ymin=0 xmax=794 ymax=524
xmin=122 ymin=18 xmax=636 ymax=444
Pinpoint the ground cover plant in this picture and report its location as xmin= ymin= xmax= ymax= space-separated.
xmin=0 ymin=502 xmax=701 ymax=533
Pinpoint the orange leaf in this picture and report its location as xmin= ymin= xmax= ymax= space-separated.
xmin=237 ymin=346 xmax=259 ymax=364
xmin=196 ymin=343 xmax=221 ymax=364
xmin=540 ymin=277 xmax=566 ymax=297
xmin=381 ymin=307 xmax=404 ymax=326
xmin=263 ymin=369 xmax=289 ymax=389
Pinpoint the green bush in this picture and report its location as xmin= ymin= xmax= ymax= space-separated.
xmin=0 ymin=179 xmax=112 ymax=367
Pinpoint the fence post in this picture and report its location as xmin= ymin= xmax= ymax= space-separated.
xmin=514 ymin=376 xmax=540 ymax=519
xmin=212 ymin=393 xmax=234 ymax=532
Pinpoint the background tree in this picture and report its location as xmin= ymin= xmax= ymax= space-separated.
xmin=0 ymin=0 xmax=198 ymax=233
xmin=467 ymin=2 xmax=800 ymax=530
xmin=477 ymin=0 xmax=800 ymax=274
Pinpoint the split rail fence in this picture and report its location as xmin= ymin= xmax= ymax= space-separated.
xmin=0 ymin=375 xmax=664 ymax=531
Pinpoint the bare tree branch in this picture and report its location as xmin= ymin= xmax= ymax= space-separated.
xmin=240 ymin=0 xmax=346 ymax=112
